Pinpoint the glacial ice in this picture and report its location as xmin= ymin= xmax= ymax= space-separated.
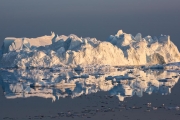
xmin=1 ymin=30 xmax=180 ymax=68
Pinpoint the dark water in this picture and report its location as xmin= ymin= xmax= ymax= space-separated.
xmin=1 ymin=0 xmax=180 ymax=49
xmin=0 ymin=68 xmax=180 ymax=120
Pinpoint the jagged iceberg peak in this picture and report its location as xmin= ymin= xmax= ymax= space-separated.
xmin=109 ymin=30 xmax=172 ymax=45
xmin=51 ymin=31 xmax=55 ymax=37
xmin=1 ymin=30 xmax=180 ymax=68
xmin=134 ymin=33 xmax=142 ymax=41
xmin=2 ymin=32 xmax=56 ymax=54
xmin=158 ymin=34 xmax=171 ymax=44
xmin=116 ymin=29 xmax=124 ymax=37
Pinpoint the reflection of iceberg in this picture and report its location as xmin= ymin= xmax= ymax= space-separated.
xmin=108 ymin=69 xmax=179 ymax=101
xmin=30 ymin=80 xmax=76 ymax=87
xmin=0 ymin=68 xmax=179 ymax=102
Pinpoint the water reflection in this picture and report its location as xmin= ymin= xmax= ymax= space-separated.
xmin=0 ymin=68 xmax=179 ymax=102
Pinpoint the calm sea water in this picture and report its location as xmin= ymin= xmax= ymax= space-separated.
xmin=0 ymin=68 xmax=180 ymax=120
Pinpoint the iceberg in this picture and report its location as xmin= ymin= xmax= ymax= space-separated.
xmin=1 ymin=30 xmax=180 ymax=68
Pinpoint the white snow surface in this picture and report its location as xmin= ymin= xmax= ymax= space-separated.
xmin=1 ymin=30 xmax=180 ymax=68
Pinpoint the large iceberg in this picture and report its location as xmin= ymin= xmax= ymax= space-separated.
xmin=1 ymin=30 xmax=180 ymax=68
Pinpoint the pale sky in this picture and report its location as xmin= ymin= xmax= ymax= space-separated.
xmin=1 ymin=0 xmax=180 ymax=48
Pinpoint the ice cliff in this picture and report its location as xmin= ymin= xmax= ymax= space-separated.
xmin=1 ymin=30 xmax=180 ymax=68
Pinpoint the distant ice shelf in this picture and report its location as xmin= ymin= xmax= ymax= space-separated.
xmin=1 ymin=30 xmax=180 ymax=68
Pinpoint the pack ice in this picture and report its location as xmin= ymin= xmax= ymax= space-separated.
xmin=1 ymin=30 xmax=180 ymax=68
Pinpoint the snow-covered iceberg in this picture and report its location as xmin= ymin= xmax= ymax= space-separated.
xmin=1 ymin=30 xmax=180 ymax=68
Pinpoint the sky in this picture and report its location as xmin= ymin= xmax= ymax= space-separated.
xmin=0 ymin=0 xmax=180 ymax=48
